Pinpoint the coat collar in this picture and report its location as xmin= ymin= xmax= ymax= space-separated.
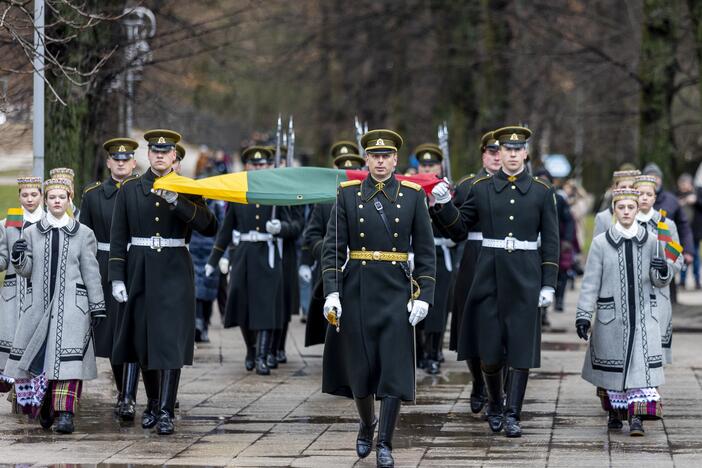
xmin=361 ymin=173 xmax=400 ymax=202
xmin=139 ymin=168 xmax=166 ymax=196
xmin=36 ymin=216 xmax=80 ymax=236
xmin=101 ymin=177 xmax=120 ymax=199
xmin=605 ymin=224 xmax=648 ymax=248
xmin=492 ymin=168 xmax=532 ymax=194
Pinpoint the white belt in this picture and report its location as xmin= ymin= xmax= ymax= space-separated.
xmin=234 ymin=230 xmax=278 ymax=268
xmin=434 ymin=237 xmax=454 ymax=272
xmin=97 ymin=242 xmax=110 ymax=252
xmin=130 ymin=236 xmax=186 ymax=249
xmin=482 ymin=236 xmax=538 ymax=252
xmin=467 ymin=232 xmax=483 ymax=241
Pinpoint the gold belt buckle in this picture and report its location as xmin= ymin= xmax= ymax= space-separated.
xmin=372 ymin=251 xmax=381 ymax=261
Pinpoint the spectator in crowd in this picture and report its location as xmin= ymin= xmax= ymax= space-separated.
xmin=677 ymin=173 xmax=700 ymax=289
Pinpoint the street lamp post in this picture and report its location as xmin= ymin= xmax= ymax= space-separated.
xmin=33 ymin=0 xmax=45 ymax=178
xmin=121 ymin=7 xmax=155 ymax=137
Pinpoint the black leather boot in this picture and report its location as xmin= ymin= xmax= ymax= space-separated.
xmin=376 ymin=397 xmax=401 ymax=468
xmin=54 ymin=411 xmax=75 ymax=434
xmin=629 ymin=415 xmax=644 ymax=436
xmin=256 ymin=330 xmax=272 ymax=375
xmin=141 ymin=368 xmax=160 ymax=429
xmin=39 ymin=395 xmax=54 ymax=429
xmin=467 ymin=358 xmax=486 ymax=414
xmin=118 ymin=362 xmax=140 ymax=421
xmin=267 ymin=329 xmax=281 ymax=369
xmin=156 ymin=369 xmax=181 ymax=435
xmin=277 ymin=321 xmax=288 ymax=364
xmin=241 ymin=326 xmax=256 ymax=371
xmin=504 ymin=368 xmax=529 ymax=438
xmin=425 ymin=333 xmax=441 ymax=375
xmin=111 ymin=363 xmax=124 ymax=415
xmin=354 ymin=395 xmax=376 ymax=459
xmin=607 ymin=410 xmax=623 ymax=430
xmin=482 ymin=366 xmax=505 ymax=433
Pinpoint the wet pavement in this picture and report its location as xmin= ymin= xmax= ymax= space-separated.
xmin=0 ymin=282 xmax=700 ymax=467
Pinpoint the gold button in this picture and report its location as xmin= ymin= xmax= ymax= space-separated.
xmin=255 ymin=215 xmax=260 ymax=220
xmin=396 ymin=204 xmax=401 ymax=209
xmin=511 ymin=185 xmax=516 ymax=190
xmin=155 ymin=202 xmax=160 ymax=207
xmin=395 ymin=218 xmax=399 ymax=223
xmin=256 ymin=227 xmax=260 ymax=231
xmin=372 ymin=251 xmax=381 ymax=260
xmin=157 ymin=248 xmax=162 ymax=253
xmin=509 ymin=232 xmax=513 ymax=236
xmin=361 ymin=261 xmax=367 ymax=266
xmin=155 ymin=217 xmax=159 ymax=222
xmin=393 ymin=233 xmax=398 ymax=238
xmin=256 ymin=204 xmax=260 ymax=208
xmin=360 ymin=218 xmax=364 ymax=223
xmin=361 ymin=247 xmax=366 ymax=251
xmin=359 ymin=204 xmax=364 ymax=209
xmin=509 ymin=216 xmax=514 ymax=220
xmin=357 ymin=191 xmax=361 ymax=196
xmin=399 ymin=193 xmax=404 ymax=197
xmin=360 ymin=233 xmax=365 ymax=238
xmin=392 ymin=261 xmax=396 ymax=265
xmin=392 ymin=247 xmax=397 ymax=252
xmin=510 ymin=199 xmax=515 ymax=204
xmin=156 ymin=232 xmax=160 ymax=236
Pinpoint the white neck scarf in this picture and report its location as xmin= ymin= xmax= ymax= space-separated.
xmin=614 ymin=221 xmax=639 ymax=239
xmin=636 ymin=210 xmax=654 ymax=223
xmin=47 ymin=212 xmax=70 ymax=228
xmin=23 ymin=206 xmax=44 ymax=223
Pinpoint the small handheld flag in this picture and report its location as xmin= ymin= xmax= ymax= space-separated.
xmin=5 ymin=208 xmax=23 ymax=229
xmin=664 ymin=241 xmax=683 ymax=262
xmin=657 ymin=221 xmax=673 ymax=243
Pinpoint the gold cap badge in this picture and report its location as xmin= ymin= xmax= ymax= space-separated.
xmin=376 ymin=138 xmax=385 ymax=146
xmin=340 ymin=146 xmax=349 ymax=154
xmin=422 ymin=152 xmax=432 ymax=160
xmin=254 ymin=151 xmax=262 ymax=159
xmin=510 ymin=133 xmax=519 ymax=141
xmin=118 ymin=145 xmax=126 ymax=152
xmin=344 ymin=160 xmax=353 ymax=167
xmin=158 ymin=136 xmax=166 ymax=144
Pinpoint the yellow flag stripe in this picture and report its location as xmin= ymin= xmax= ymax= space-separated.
xmin=153 ymin=171 xmax=249 ymax=204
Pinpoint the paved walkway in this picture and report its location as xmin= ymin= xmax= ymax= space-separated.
xmin=0 ymin=283 xmax=700 ymax=467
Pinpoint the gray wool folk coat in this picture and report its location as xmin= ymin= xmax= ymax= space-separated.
xmin=5 ymin=217 xmax=105 ymax=381
xmin=577 ymin=225 xmax=672 ymax=391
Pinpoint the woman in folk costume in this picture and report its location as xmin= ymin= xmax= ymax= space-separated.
xmin=0 ymin=176 xmax=45 ymax=395
xmin=6 ymin=177 xmax=105 ymax=434
xmin=575 ymin=188 xmax=672 ymax=436
xmin=48 ymin=168 xmax=79 ymax=218
xmin=633 ymin=175 xmax=684 ymax=364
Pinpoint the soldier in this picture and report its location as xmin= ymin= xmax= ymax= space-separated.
xmin=414 ymin=143 xmax=453 ymax=375
xmin=174 ymin=143 xmax=186 ymax=174
xmin=441 ymin=131 xmax=501 ymax=412
xmin=80 ymin=138 xmax=139 ymax=420
xmin=206 ymin=146 xmax=297 ymax=375
xmin=301 ymin=140 xmax=365 ymax=347
xmin=321 ymin=129 xmax=435 ymax=467
xmin=109 ymin=129 xmax=217 ymax=435
xmin=48 ymin=168 xmax=79 ymax=218
xmin=431 ymin=126 xmax=559 ymax=438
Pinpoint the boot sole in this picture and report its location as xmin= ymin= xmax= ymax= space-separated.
xmin=629 ymin=430 xmax=645 ymax=437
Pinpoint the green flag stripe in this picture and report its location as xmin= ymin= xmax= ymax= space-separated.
xmin=246 ymin=167 xmax=349 ymax=205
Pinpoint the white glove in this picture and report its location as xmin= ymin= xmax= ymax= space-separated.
xmin=407 ymin=300 xmax=429 ymax=326
xmin=266 ymin=219 xmax=282 ymax=235
xmin=323 ymin=292 xmax=342 ymax=322
xmin=205 ymin=264 xmax=215 ymax=277
xmin=431 ymin=181 xmax=451 ymax=204
xmin=153 ymin=189 xmax=178 ymax=204
xmin=408 ymin=252 xmax=415 ymax=272
xmin=219 ymin=257 xmax=230 ymax=275
xmin=299 ymin=264 xmax=312 ymax=282
xmin=111 ymin=280 xmax=128 ymax=303
xmin=538 ymin=287 xmax=555 ymax=307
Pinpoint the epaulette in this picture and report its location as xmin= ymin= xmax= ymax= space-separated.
xmin=400 ymin=180 xmax=421 ymax=191
xmin=472 ymin=174 xmax=492 ymax=185
xmin=82 ymin=181 xmax=101 ymax=194
xmin=456 ymin=173 xmax=476 ymax=186
xmin=340 ymin=179 xmax=362 ymax=188
xmin=533 ymin=177 xmax=552 ymax=189
xmin=121 ymin=174 xmax=140 ymax=185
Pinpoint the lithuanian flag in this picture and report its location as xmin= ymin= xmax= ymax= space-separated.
xmin=5 ymin=208 xmax=23 ymax=228
xmin=657 ymin=220 xmax=673 ymax=243
xmin=152 ymin=167 xmax=443 ymax=205
xmin=664 ymin=241 xmax=683 ymax=262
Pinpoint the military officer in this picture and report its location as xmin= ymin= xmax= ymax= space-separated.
xmin=431 ymin=126 xmax=559 ymax=438
xmin=414 ymin=143 xmax=453 ymax=375
xmin=322 ymin=129 xmax=435 ymax=467
xmin=301 ymin=140 xmax=365 ymax=348
xmin=79 ymin=138 xmax=139 ymax=421
xmin=440 ymin=131 xmax=501 ymax=413
xmin=173 ymin=143 xmax=186 ymax=174
xmin=109 ymin=129 xmax=217 ymax=435
xmin=206 ymin=146 xmax=297 ymax=375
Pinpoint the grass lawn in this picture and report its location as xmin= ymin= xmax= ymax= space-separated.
xmin=0 ymin=185 xmax=19 ymax=218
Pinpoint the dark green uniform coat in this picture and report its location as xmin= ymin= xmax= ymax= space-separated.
xmin=108 ymin=169 xmax=217 ymax=369
xmin=301 ymin=202 xmax=332 ymax=346
xmin=207 ymin=203 xmax=297 ymax=330
xmin=433 ymin=169 xmax=559 ymax=369
xmin=419 ymin=221 xmax=452 ymax=334
xmin=281 ymin=206 xmax=304 ymax=322
xmin=79 ymin=177 xmax=121 ymax=358
xmin=322 ymin=174 xmax=436 ymax=401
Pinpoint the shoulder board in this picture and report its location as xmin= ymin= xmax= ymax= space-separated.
xmin=121 ymin=175 xmax=139 ymax=185
xmin=82 ymin=181 xmax=101 ymax=194
xmin=340 ymin=179 xmax=361 ymax=188
xmin=456 ymin=174 xmax=476 ymax=186
xmin=533 ymin=177 xmax=551 ymax=189
xmin=473 ymin=175 xmax=491 ymax=185
xmin=400 ymin=180 xmax=421 ymax=191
